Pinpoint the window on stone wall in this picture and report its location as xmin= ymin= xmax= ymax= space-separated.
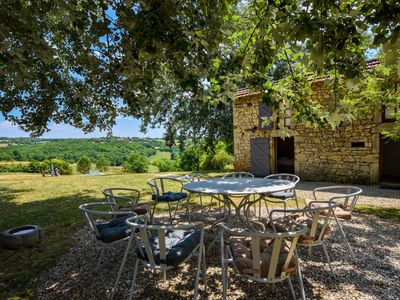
xmin=382 ymin=82 xmax=399 ymax=122
xmin=383 ymin=106 xmax=398 ymax=122
xmin=284 ymin=107 xmax=292 ymax=128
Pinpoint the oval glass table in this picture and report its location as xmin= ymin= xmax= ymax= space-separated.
xmin=183 ymin=178 xmax=295 ymax=227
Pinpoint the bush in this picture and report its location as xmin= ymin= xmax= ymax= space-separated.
xmin=0 ymin=164 xmax=30 ymax=173
xmin=96 ymin=156 xmax=110 ymax=172
xmin=0 ymin=159 xmax=72 ymax=175
xmin=179 ymin=145 xmax=201 ymax=171
xmin=123 ymin=153 xmax=148 ymax=173
xmin=155 ymin=159 xmax=179 ymax=172
xmin=200 ymin=142 xmax=234 ymax=170
xmin=77 ymin=156 xmax=91 ymax=174
xmin=39 ymin=159 xmax=73 ymax=175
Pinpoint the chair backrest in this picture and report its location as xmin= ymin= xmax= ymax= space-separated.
xmin=264 ymin=173 xmax=300 ymax=185
xmin=147 ymin=177 xmax=184 ymax=196
xmin=312 ymin=186 xmax=362 ymax=212
xmin=269 ymin=201 xmax=338 ymax=246
xmin=79 ymin=202 xmax=135 ymax=239
xmin=126 ymin=216 xmax=204 ymax=269
xmin=103 ymin=188 xmax=141 ymax=206
xmin=183 ymin=173 xmax=211 ymax=182
xmin=219 ymin=223 xmax=307 ymax=282
xmin=222 ymin=172 xmax=254 ymax=179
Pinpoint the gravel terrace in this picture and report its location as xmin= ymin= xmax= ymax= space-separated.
xmin=33 ymin=198 xmax=400 ymax=300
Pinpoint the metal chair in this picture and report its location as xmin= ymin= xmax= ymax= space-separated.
xmin=147 ymin=177 xmax=189 ymax=224
xmin=183 ymin=173 xmax=213 ymax=213
xmin=103 ymin=188 xmax=151 ymax=216
xmin=268 ymin=201 xmax=338 ymax=278
xmin=222 ymin=171 xmax=255 ymax=179
xmin=113 ymin=216 xmax=206 ymax=300
xmin=305 ymin=186 xmax=363 ymax=259
xmin=79 ymin=202 xmax=136 ymax=271
xmin=264 ymin=173 xmax=300 ymax=210
xmin=219 ymin=222 xmax=307 ymax=300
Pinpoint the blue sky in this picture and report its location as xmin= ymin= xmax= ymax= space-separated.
xmin=0 ymin=116 xmax=165 ymax=138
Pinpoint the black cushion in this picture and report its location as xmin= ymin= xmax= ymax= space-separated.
xmin=152 ymin=192 xmax=188 ymax=202
xmin=136 ymin=229 xmax=201 ymax=267
xmin=269 ymin=191 xmax=295 ymax=199
xmin=96 ymin=215 xmax=133 ymax=243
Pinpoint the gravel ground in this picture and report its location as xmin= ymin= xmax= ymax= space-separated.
xmin=296 ymin=182 xmax=400 ymax=208
xmin=33 ymin=206 xmax=400 ymax=300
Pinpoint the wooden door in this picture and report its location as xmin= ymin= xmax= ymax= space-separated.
xmin=380 ymin=138 xmax=400 ymax=183
xmin=250 ymin=137 xmax=270 ymax=177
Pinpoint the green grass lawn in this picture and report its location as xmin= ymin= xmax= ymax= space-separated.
xmin=0 ymin=172 xmax=194 ymax=298
xmin=1 ymin=172 xmax=398 ymax=299
xmin=148 ymin=150 xmax=171 ymax=163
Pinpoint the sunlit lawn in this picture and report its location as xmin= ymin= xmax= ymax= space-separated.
xmin=0 ymin=171 xmax=206 ymax=298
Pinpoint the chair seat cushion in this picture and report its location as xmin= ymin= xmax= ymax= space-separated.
xmin=305 ymin=198 xmax=352 ymax=220
xmin=269 ymin=191 xmax=295 ymax=199
xmin=229 ymin=237 xmax=297 ymax=277
xmin=267 ymin=214 xmax=330 ymax=245
xmin=96 ymin=215 xmax=133 ymax=243
xmin=152 ymin=192 xmax=188 ymax=202
xmin=136 ymin=229 xmax=201 ymax=267
xmin=118 ymin=202 xmax=151 ymax=215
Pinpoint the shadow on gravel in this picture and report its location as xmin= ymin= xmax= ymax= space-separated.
xmin=296 ymin=181 xmax=400 ymax=200
xmin=30 ymin=207 xmax=400 ymax=300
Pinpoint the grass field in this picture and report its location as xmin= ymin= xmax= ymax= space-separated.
xmin=148 ymin=150 xmax=172 ymax=163
xmin=0 ymin=171 xmax=220 ymax=299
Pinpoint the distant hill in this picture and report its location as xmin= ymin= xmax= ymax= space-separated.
xmin=0 ymin=137 xmax=176 ymax=166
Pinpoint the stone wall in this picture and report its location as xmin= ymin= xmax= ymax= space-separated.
xmin=233 ymin=84 xmax=394 ymax=184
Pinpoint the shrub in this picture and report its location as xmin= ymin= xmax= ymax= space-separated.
xmin=200 ymin=142 xmax=234 ymax=170
xmin=77 ymin=156 xmax=91 ymax=174
xmin=123 ymin=153 xmax=148 ymax=173
xmin=179 ymin=145 xmax=201 ymax=171
xmin=155 ymin=159 xmax=179 ymax=172
xmin=96 ymin=156 xmax=110 ymax=172
xmin=40 ymin=159 xmax=73 ymax=175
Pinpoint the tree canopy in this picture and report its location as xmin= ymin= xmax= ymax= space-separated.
xmin=1 ymin=0 xmax=399 ymax=143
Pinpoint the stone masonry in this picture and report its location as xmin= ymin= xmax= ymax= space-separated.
xmin=233 ymin=82 xmax=395 ymax=184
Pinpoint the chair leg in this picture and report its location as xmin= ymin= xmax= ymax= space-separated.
xmin=288 ymin=277 xmax=296 ymax=300
xmin=296 ymin=255 xmax=306 ymax=300
xmin=96 ymin=244 xmax=106 ymax=271
xmin=334 ymin=214 xmax=356 ymax=260
xmin=111 ymin=237 xmax=133 ymax=300
xmin=186 ymin=194 xmax=191 ymax=222
xmin=172 ymin=200 xmax=181 ymax=223
xmin=167 ymin=202 xmax=173 ymax=225
xmin=150 ymin=201 xmax=157 ymax=224
xmin=322 ymin=243 xmax=336 ymax=279
xmin=194 ymin=244 xmax=203 ymax=300
xmin=202 ymin=244 xmax=207 ymax=294
xmin=199 ymin=194 xmax=203 ymax=213
xmin=129 ymin=259 xmax=140 ymax=300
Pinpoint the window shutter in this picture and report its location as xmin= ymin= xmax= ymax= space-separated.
xmin=258 ymin=103 xmax=273 ymax=130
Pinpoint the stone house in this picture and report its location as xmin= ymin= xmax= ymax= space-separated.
xmin=233 ymin=74 xmax=400 ymax=184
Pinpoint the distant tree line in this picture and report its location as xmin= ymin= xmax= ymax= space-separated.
xmin=0 ymin=137 xmax=175 ymax=165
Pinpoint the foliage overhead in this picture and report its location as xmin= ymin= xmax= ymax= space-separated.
xmin=1 ymin=0 xmax=400 ymax=142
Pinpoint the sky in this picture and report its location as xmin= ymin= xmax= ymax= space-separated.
xmin=0 ymin=116 xmax=165 ymax=139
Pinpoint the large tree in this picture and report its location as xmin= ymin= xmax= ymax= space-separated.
xmin=1 ymin=0 xmax=399 ymax=143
